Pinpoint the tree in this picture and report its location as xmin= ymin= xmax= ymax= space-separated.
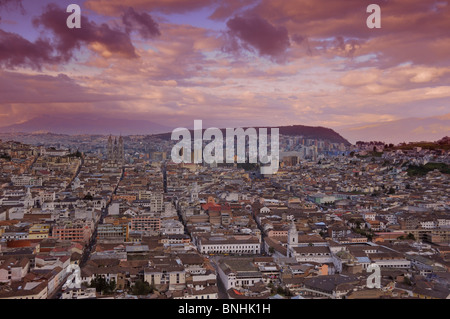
xmin=276 ymin=286 xmax=285 ymax=295
xmin=132 ymin=279 xmax=153 ymax=296
xmin=89 ymin=276 xmax=116 ymax=294
xmin=406 ymin=233 xmax=415 ymax=240
xmin=403 ymin=276 xmax=412 ymax=286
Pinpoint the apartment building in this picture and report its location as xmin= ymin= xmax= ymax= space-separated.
xmin=0 ymin=257 xmax=30 ymax=284
xmin=51 ymin=220 xmax=93 ymax=244
xmin=97 ymin=223 xmax=129 ymax=242
xmin=28 ymin=224 xmax=50 ymax=240
xmin=144 ymin=256 xmax=186 ymax=289
xmin=130 ymin=214 xmax=161 ymax=234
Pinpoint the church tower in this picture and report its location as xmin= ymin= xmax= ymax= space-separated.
xmin=24 ymin=187 xmax=34 ymax=208
xmin=113 ymin=137 xmax=118 ymax=163
xmin=106 ymin=135 xmax=125 ymax=165
xmin=287 ymin=220 xmax=298 ymax=257
xmin=118 ymin=135 xmax=124 ymax=164
xmin=190 ymin=182 xmax=199 ymax=202
xmin=107 ymin=135 xmax=113 ymax=162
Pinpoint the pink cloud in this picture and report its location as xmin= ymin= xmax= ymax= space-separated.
xmin=33 ymin=3 xmax=139 ymax=60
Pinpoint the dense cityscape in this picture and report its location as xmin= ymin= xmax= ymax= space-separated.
xmin=0 ymin=0 xmax=449 ymax=310
xmin=0 ymin=132 xmax=449 ymax=300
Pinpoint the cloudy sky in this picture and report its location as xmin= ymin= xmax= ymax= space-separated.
xmin=0 ymin=0 xmax=449 ymax=142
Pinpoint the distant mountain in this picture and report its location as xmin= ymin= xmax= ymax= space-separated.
xmin=154 ymin=124 xmax=351 ymax=145
xmin=277 ymin=125 xmax=351 ymax=145
xmin=0 ymin=115 xmax=351 ymax=144
xmin=0 ymin=115 xmax=171 ymax=135
xmin=335 ymin=114 xmax=450 ymax=144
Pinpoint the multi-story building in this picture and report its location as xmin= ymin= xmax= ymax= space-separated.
xmin=134 ymin=192 xmax=164 ymax=212
xmin=160 ymin=219 xmax=184 ymax=235
xmin=195 ymin=234 xmax=261 ymax=255
xmin=291 ymin=246 xmax=334 ymax=264
xmin=97 ymin=223 xmax=129 ymax=242
xmin=217 ymin=257 xmax=263 ymax=291
xmin=51 ymin=220 xmax=93 ymax=244
xmin=144 ymin=256 xmax=186 ymax=289
xmin=11 ymin=175 xmax=43 ymax=187
xmin=130 ymin=214 xmax=161 ymax=234
xmin=28 ymin=224 xmax=50 ymax=240
xmin=0 ymin=257 xmax=30 ymax=284
xmin=1 ymin=232 xmax=28 ymax=241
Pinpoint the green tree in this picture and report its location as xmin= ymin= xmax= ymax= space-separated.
xmin=276 ymin=286 xmax=285 ymax=295
xmin=89 ymin=276 xmax=116 ymax=294
xmin=132 ymin=279 xmax=153 ymax=295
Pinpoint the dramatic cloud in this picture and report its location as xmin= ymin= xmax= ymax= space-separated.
xmin=33 ymin=4 xmax=138 ymax=60
xmin=0 ymin=4 xmax=164 ymax=69
xmin=85 ymin=0 xmax=213 ymax=16
xmin=247 ymin=0 xmax=450 ymax=66
xmin=122 ymin=7 xmax=161 ymax=39
xmin=0 ymin=29 xmax=59 ymax=69
xmin=225 ymin=14 xmax=290 ymax=60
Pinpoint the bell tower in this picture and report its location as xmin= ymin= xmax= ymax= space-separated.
xmin=287 ymin=220 xmax=298 ymax=257
xmin=107 ymin=135 xmax=113 ymax=162
xmin=288 ymin=220 xmax=298 ymax=246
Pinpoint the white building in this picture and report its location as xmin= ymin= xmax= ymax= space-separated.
xmin=291 ymin=246 xmax=334 ymax=264
xmin=160 ymin=219 xmax=184 ymax=235
xmin=217 ymin=258 xmax=263 ymax=291
xmin=11 ymin=175 xmax=43 ymax=187
xmin=196 ymin=234 xmax=261 ymax=255
xmin=61 ymin=287 xmax=96 ymax=299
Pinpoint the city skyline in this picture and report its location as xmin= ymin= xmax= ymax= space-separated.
xmin=0 ymin=0 xmax=449 ymax=143
xmin=1 ymin=0 xmax=450 ymax=303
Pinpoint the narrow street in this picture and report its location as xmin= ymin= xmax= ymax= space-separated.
xmin=209 ymin=256 xmax=228 ymax=299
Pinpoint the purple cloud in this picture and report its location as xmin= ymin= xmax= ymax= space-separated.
xmin=225 ymin=14 xmax=290 ymax=61
xmin=33 ymin=3 xmax=138 ymax=60
xmin=122 ymin=7 xmax=161 ymax=39
xmin=0 ymin=29 xmax=59 ymax=69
